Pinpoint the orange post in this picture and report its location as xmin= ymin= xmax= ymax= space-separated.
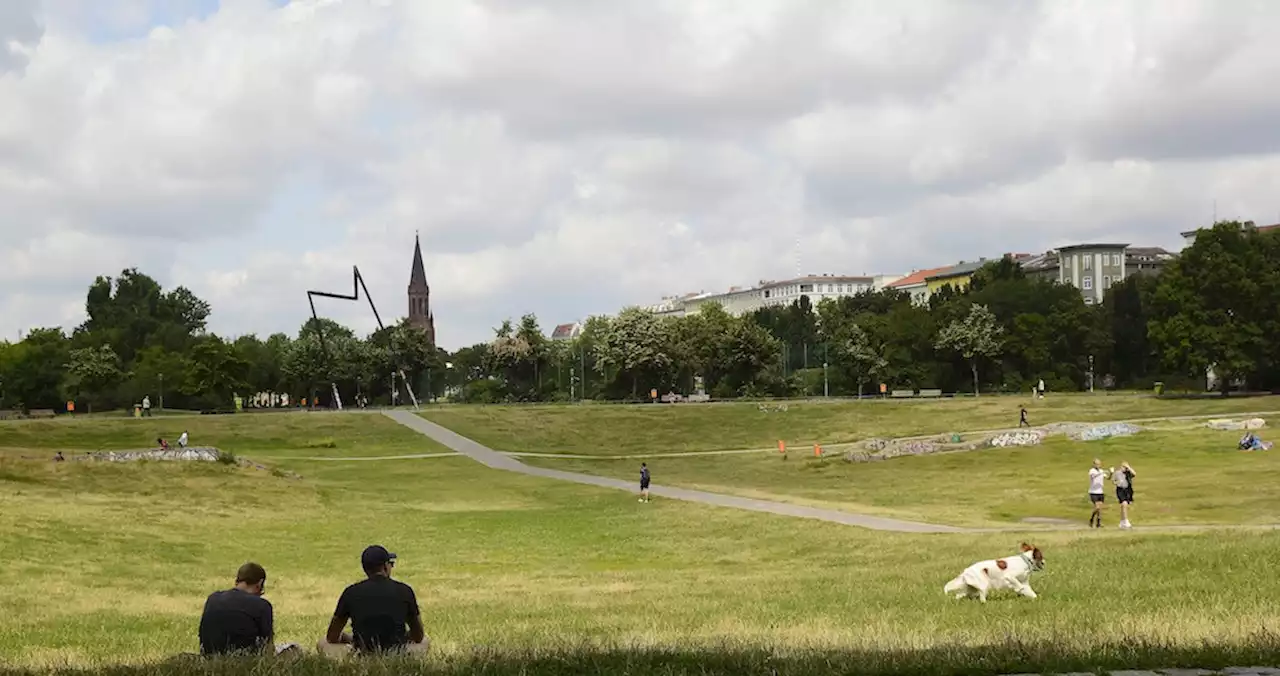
xmin=778 ymin=440 xmax=786 ymax=454
xmin=814 ymin=444 xmax=822 ymax=457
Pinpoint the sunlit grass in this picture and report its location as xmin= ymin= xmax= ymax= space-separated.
xmin=421 ymin=394 xmax=1280 ymax=456
xmin=4 ymin=411 xmax=1280 ymax=675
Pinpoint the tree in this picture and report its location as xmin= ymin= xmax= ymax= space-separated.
xmin=834 ymin=322 xmax=887 ymax=398
xmin=1148 ymin=221 xmax=1270 ymax=393
xmin=62 ymin=346 xmax=124 ymax=413
xmin=3 ymin=328 xmax=69 ymax=411
xmin=183 ymin=336 xmax=249 ymax=408
xmin=595 ymin=308 xmax=671 ymax=398
xmin=936 ymin=303 xmax=1004 ymax=396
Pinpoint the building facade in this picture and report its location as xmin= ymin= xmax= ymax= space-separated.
xmin=407 ymin=234 xmax=436 ymax=345
xmin=649 ymin=274 xmax=887 ymax=318
xmin=1181 ymin=221 xmax=1280 ymax=248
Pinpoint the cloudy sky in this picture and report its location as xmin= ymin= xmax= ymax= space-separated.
xmin=4 ymin=0 xmax=1280 ymax=349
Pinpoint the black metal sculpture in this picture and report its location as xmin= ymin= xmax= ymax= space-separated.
xmin=305 ymin=266 xmax=419 ymax=410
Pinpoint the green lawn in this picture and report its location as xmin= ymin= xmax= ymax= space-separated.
xmin=524 ymin=428 xmax=1280 ymax=527
xmin=5 ymin=412 xmax=1280 ymax=675
xmin=0 ymin=412 xmax=452 ymax=459
xmin=420 ymin=394 xmax=1280 ymax=456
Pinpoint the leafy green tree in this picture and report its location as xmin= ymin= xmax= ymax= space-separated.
xmin=1149 ymin=221 xmax=1270 ymax=393
xmin=936 ymin=303 xmax=1004 ymax=396
xmin=834 ymin=322 xmax=887 ymax=398
xmin=183 ymin=336 xmax=250 ymax=408
xmin=595 ymin=308 xmax=671 ymax=398
xmin=62 ymin=346 xmax=124 ymax=413
xmin=3 ymin=328 xmax=70 ymax=411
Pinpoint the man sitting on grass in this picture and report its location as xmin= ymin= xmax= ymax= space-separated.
xmin=198 ymin=563 xmax=274 ymax=656
xmin=317 ymin=545 xmax=429 ymax=657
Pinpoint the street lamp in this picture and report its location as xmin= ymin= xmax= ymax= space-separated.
xmin=823 ymin=362 xmax=829 ymax=398
xmin=159 ymin=373 xmax=164 ymax=410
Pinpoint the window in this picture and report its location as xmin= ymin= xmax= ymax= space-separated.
xmin=1113 ymin=253 xmax=1122 ymax=267
xmin=1085 ymin=296 xmax=1095 ymax=305
xmin=800 ymin=284 xmax=814 ymax=293
xmin=764 ymin=290 xmax=771 ymax=298
xmin=1083 ymin=255 xmax=1093 ymax=270
xmin=1103 ymin=275 xmax=1111 ymax=289
xmin=1083 ymin=276 xmax=1093 ymax=290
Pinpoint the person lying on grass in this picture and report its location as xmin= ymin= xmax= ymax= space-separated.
xmin=317 ymin=545 xmax=429 ymax=657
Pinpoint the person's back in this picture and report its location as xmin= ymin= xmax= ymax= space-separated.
xmin=337 ymin=576 xmax=418 ymax=652
xmin=199 ymin=563 xmax=273 ymax=656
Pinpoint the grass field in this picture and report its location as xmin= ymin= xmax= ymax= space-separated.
xmin=5 ymin=408 xmax=1280 ymax=675
xmin=420 ymin=394 xmax=1280 ymax=456
xmin=523 ymin=427 xmax=1280 ymax=528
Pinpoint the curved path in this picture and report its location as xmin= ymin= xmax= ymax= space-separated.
xmin=383 ymin=410 xmax=966 ymax=533
xmin=381 ymin=411 xmax=1280 ymax=535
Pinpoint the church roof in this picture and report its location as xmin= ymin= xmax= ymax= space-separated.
xmin=409 ymin=234 xmax=429 ymax=289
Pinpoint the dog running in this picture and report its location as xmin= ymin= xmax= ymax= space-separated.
xmin=943 ymin=543 xmax=1045 ymax=602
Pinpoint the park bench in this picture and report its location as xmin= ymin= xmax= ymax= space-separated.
xmin=890 ymin=389 xmax=915 ymax=398
xmin=918 ymin=389 xmax=943 ymax=398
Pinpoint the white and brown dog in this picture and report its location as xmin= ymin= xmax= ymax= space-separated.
xmin=943 ymin=543 xmax=1045 ymax=602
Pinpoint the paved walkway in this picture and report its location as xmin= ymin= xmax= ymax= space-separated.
xmin=379 ymin=411 xmax=1280 ymax=535
xmin=382 ymin=411 xmax=966 ymax=533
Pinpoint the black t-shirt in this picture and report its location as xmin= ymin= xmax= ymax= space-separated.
xmin=334 ymin=576 xmax=420 ymax=652
xmin=198 ymin=588 xmax=274 ymax=655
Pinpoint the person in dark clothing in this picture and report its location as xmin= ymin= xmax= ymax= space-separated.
xmin=318 ymin=545 xmax=428 ymax=657
xmin=1019 ymin=406 xmax=1030 ymax=427
xmin=639 ymin=463 xmax=651 ymax=503
xmin=199 ymin=563 xmax=273 ymax=656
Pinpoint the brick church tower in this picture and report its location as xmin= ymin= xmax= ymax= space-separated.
xmin=407 ymin=234 xmax=436 ymax=345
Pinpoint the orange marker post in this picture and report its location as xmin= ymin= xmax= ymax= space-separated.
xmin=814 ymin=444 xmax=822 ymax=457
xmin=778 ymin=440 xmax=786 ymax=454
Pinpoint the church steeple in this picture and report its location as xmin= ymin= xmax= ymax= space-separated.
xmin=407 ymin=233 xmax=435 ymax=345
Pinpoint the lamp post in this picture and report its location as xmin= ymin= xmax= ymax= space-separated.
xmin=159 ymin=373 xmax=164 ymax=410
xmin=1088 ymin=355 xmax=1095 ymax=393
xmin=823 ymin=361 xmax=829 ymax=398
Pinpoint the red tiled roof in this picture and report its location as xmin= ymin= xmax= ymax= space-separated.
xmin=887 ymin=266 xmax=951 ymax=288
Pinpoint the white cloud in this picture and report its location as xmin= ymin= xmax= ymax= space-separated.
xmin=3 ymin=0 xmax=1280 ymax=348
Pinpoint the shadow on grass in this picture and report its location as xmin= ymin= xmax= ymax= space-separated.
xmin=5 ymin=636 xmax=1280 ymax=676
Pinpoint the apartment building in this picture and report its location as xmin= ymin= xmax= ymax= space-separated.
xmin=645 ymin=272 xmax=908 ymax=318
xmin=1022 ymin=244 xmax=1175 ymax=304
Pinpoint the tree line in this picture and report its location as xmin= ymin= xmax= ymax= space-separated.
xmin=0 ymin=221 xmax=1276 ymax=412
xmin=0 ymin=269 xmax=447 ymax=413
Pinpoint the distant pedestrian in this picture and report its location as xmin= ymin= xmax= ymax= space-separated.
xmin=639 ymin=463 xmax=651 ymax=503
xmin=53 ymin=452 xmax=64 ymax=462
xmin=178 ymin=431 xmax=189 ymax=448
xmin=142 ymin=395 xmax=152 ymax=417
xmin=1037 ymin=379 xmax=1045 ymax=399
xmin=1019 ymin=406 xmax=1030 ymax=427
xmin=1088 ymin=458 xmax=1109 ymax=528
xmin=1112 ymin=462 xmax=1135 ymax=529
xmin=157 ymin=437 xmax=170 ymax=451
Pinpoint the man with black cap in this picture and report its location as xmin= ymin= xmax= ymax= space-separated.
xmin=198 ymin=562 xmax=274 ymax=655
xmin=317 ymin=545 xmax=428 ymax=657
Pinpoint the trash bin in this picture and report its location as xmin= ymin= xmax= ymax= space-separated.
xmin=133 ymin=404 xmax=142 ymax=418
xmin=1153 ymin=381 xmax=1164 ymax=396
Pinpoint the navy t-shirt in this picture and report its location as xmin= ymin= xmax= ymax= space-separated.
xmin=199 ymin=588 xmax=273 ymax=655
xmin=640 ymin=467 xmax=650 ymax=484
xmin=334 ymin=576 xmax=420 ymax=653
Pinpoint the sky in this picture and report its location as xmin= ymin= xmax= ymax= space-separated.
xmin=3 ymin=0 xmax=1280 ymax=350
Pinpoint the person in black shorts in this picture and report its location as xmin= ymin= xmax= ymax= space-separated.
xmin=639 ymin=463 xmax=651 ymax=503
xmin=1088 ymin=458 xmax=1109 ymax=528
xmin=1019 ymin=406 xmax=1030 ymax=427
xmin=318 ymin=545 xmax=428 ymax=657
xmin=198 ymin=562 xmax=274 ymax=656
xmin=1112 ymin=461 xmax=1135 ymax=529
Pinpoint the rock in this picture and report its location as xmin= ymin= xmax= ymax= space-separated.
xmin=1072 ymin=422 xmax=1142 ymax=441
xmin=987 ymin=430 xmax=1045 ymax=447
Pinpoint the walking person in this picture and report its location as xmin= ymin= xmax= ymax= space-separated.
xmin=1037 ymin=379 xmax=1045 ymax=399
xmin=178 ymin=430 xmax=189 ymax=448
xmin=1019 ymin=405 xmax=1030 ymax=428
xmin=1088 ymin=458 xmax=1109 ymax=528
xmin=638 ymin=463 xmax=651 ymax=503
xmin=1112 ymin=461 xmax=1135 ymax=529
xmin=142 ymin=395 xmax=152 ymax=417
